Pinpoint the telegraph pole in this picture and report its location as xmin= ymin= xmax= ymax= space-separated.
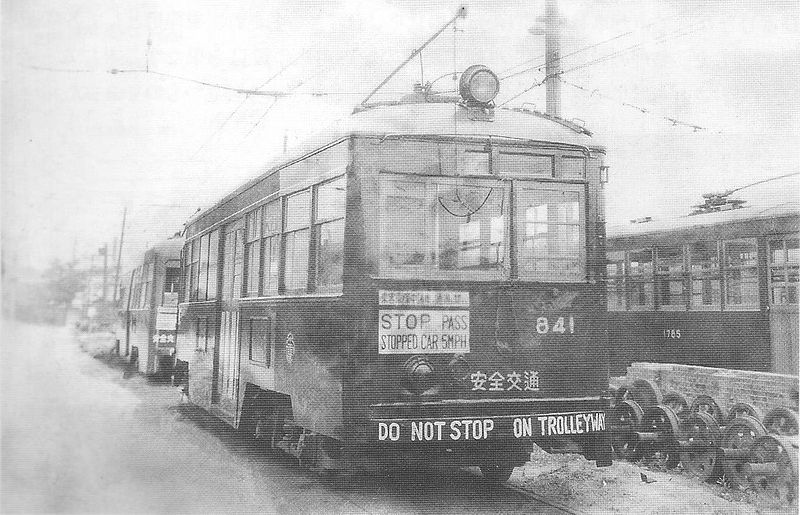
xmin=114 ymin=207 xmax=127 ymax=302
xmin=101 ymin=243 xmax=108 ymax=302
xmin=531 ymin=0 xmax=562 ymax=117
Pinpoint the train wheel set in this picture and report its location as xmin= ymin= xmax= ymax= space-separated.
xmin=608 ymin=379 xmax=798 ymax=506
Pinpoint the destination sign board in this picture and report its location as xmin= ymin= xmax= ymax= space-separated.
xmin=378 ymin=290 xmax=469 ymax=308
xmin=378 ymin=309 xmax=469 ymax=354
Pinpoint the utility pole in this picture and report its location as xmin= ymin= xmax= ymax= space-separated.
xmin=531 ymin=0 xmax=562 ymax=117
xmin=101 ymin=243 xmax=108 ymax=302
xmin=114 ymin=207 xmax=127 ymax=302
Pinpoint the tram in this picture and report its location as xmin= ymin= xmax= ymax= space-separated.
xmin=123 ymin=238 xmax=183 ymax=377
xmin=177 ymin=65 xmax=612 ymax=481
xmin=606 ymin=174 xmax=799 ymax=375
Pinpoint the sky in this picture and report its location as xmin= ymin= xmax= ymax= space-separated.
xmin=2 ymin=0 xmax=799 ymax=275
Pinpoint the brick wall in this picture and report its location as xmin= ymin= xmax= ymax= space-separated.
xmin=612 ymin=362 xmax=799 ymax=418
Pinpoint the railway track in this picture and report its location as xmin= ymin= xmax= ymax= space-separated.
xmin=608 ymin=377 xmax=798 ymax=506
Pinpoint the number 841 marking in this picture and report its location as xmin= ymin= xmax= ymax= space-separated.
xmin=535 ymin=316 xmax=575 ymax=334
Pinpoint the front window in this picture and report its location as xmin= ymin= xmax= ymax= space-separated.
xmin=378 ymin=174 xmax=587 ymax=282
xmin=379 ymin=176 xmax=507 ymax=280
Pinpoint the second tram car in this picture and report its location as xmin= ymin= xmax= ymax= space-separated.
xmin=124 ymin=238 xmax=183 ymax=377
xmin=606 ymin=174 xmax=799 ymax=376
xmin=177 ymin=66 xmax=612 ymax=480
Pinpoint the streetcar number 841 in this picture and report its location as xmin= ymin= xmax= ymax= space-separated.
xmin=535 ymin=316 xmax=575 ymax=334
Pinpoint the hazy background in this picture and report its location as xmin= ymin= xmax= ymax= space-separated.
xmin=3 ymin=0 xmax=799 ymax=275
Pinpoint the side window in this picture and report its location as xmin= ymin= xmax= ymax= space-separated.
xmin=282 ymin=189 xmax=311 ymax=295
xmin=246 ymin=318 xmax=273 ymax=367
xmin=627 ymin=249 xmax=654 ymax=310
xmin=198 ymin=234 xmax=209 ymax=301
xmin=140 ymin=262 xmax=152 ymax=308
xmin=245 ymin=209 xmax=262 ymax=297
xmin=189 ymin=240 xmax=199 ymax=301
xmin=163 ymin=265 xmax=180 ymax=307
xmin=769 ymin=236 xmax=799 ymax=305
xmin=207 ymin=230 xmax=219 ymax=300
xmin=723 ymin=239 xmax=759 ymax=310
xmin=655 ymin=246 xmax=686 ymax=311
xmin=130 ymin=267 xmax=142 ymax=309
xmin=262 ymin=200 xmax=282 ymax=296
xmin=313 ymin=176 xmax=346 ymax=294
xmin=689 ymin=241 xmax=721 ymax=310
xmin=195 ymin=317 xmax=208 ymax=352
xmin=606 ymin=251 xmax=626 ymax=311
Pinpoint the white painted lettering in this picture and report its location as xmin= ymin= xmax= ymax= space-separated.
xmin=434 ymin=421 xmax=446 ymax=440
xmin=450 ymin=421 xmax=461 ymax=440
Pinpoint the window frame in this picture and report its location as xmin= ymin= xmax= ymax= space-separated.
xmin=768 ymin=235 xmax=799 ymax=306
xmin=722 ymin=238 xmax=759 ymax=311
xmin=377 ymin=173 xmax=511 ymax=282
xmin=312 ymin=175 xmax=346 ymax=294
xmin=625 ymin=248 xmax=654 ymax=311
xmin=515 ymin=182 xmax=587 ymax=283
xmin=606 ymin=250 xmax=627 ymax=311
xmin=688 ymin=240 xmax=721 ymax=311
xmin=281 ymin=188 xmax=313 ymax=295
xmin=245 ymin=316 xmax=274 ymax=367
xmin=654 ymin=246 xmax=687 ymax=312
xmin=244 ymin=208 xmax=263 ymax=298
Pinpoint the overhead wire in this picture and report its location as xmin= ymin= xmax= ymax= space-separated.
xmin=189 ymin=50 xmax=308 ymax=160
xmin=499 ymin=20 xmax=705 ymax=108
xmin=499 ymin=26 xmax=644 ymax=81
xmin=560 ymin=77 xmax=717 ymax=132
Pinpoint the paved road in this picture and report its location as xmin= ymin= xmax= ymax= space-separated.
xmin=1 ymin=320 xmax=564 ymax=513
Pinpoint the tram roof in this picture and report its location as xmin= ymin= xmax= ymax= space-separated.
xmin=339 ymin=103 xmax=604 ymax=150
xmin=147 ymin=237 xmax=183 ymax=259
xmin=607 ymin=175 xmax=800 ymax=239
xmin=186 ymin=103 xmax=604 ymax=231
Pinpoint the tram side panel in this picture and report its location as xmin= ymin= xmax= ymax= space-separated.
xmin=129 ymin=308 xmax=152 ymax=374
xmin=237 ymin=299 xmax=347 ymax=440
xmin=607 ymin=310 xmax=771 ymax=374
xmin=177 ymin=303 xmax=218 ymax=409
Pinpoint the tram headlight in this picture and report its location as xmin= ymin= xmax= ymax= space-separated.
xmin=459 ymin=65 xmax=499 ymax=104
xmin=403 ymin=355 xmax=435 ymax=395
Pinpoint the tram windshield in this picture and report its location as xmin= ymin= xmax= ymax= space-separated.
xmin=380 ymin=176 xmax=507 ymax=280
xmin=379 ymin=175 xmax=586 ymax=282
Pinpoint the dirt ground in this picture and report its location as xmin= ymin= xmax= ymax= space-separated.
xmin=7 ymin=320 xmax=795 ymax=514
xmin=508 ymin=444 xmax=794 ymax=514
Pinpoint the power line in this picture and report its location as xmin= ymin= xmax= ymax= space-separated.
xmin=189 ymin=51 xmax=307 ymax=160
xmin=558 ymin=21 xmax=704 ymax=76
xmin=499 ymin=21 xmax=705 ymax=108
xmin=108 ymin=68 xmax=293 ymax=97
xmin=560 ymin=78 xmax=717 ymax=132
xmin=500 ymin=26 xmax=641 ymax=81
xmin=500 ymin=20 xmax=701 ymax=85
xmin=497 ymin=75 xmax=549 ymax=107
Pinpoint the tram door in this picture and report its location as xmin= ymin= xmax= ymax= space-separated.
xmin=215 ymin=221 xmax=244 ymax=417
